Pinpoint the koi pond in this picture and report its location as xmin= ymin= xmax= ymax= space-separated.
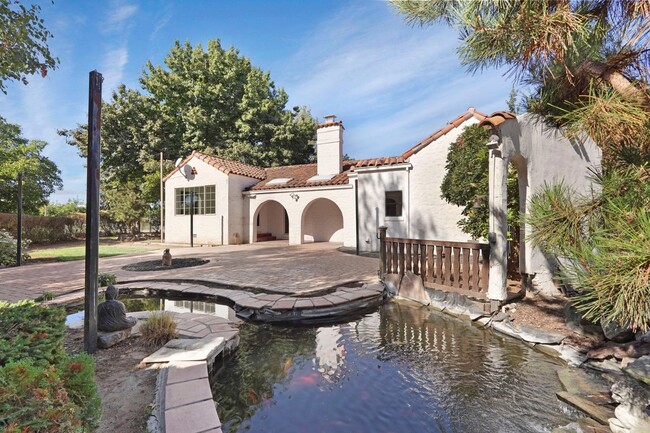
xmin=67 ymin=297 xmax=582 ymax=432
xmin=210 ymin=301 xmax=580 ymax=433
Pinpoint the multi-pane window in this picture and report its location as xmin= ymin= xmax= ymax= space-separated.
xmin=175 ymin=185 xmax=216 ymax=215
xmin=385 ymin=191 xmax=403 ymax=217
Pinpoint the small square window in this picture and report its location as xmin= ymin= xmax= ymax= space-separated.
xmin=385 ymin=191 xmax=402 ymax=217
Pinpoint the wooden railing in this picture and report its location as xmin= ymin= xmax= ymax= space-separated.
xmin=379 ymin=228 xmax=490 ymax=300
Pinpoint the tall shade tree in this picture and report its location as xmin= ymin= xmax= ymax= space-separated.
xmin=0 ymin=116 xmax=62 ymax=214
xmin=60 ymin=39 xmax=317 ymax=233
xmin=0 ymin=0 xmax=59 ymax=94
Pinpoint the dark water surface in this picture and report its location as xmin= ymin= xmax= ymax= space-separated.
xmin=211 ymin=302 xmax=577 ymax=433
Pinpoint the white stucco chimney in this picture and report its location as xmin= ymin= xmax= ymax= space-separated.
xmin=316 ymin=115 xmax=344 ymax=176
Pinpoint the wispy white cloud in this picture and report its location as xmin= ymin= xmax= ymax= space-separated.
xmin=277 ymin=2 xmax=515 ymax=159
xmin=105 ymin=2 xmax=138 ymax=33
xmin=101 ymin=47 xmax=129 ymax=94
xmin=150 ymin=4 xmax=173 ymax=41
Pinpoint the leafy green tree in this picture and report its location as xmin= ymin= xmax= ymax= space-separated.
xmin=60 ymin=40 xmax=317 ymax=232
xmin=40 ymin=198 xmax=85 ymax=216
xmin=440 ymin=125 xmax=520 ymax=242
xmin=0 ymin=0 xmax=59 ymax=93
xmin=0 ymin=116 xmax=62 ymax=214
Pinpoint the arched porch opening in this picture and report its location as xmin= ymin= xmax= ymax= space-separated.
xmin=253 ymin=200 xmax=289 ymax=242
xmin=301 ymin=198 xmax=344 ymax=243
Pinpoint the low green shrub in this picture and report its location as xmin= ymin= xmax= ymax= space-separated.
xmin=0 ymin=355 xmax=101 ymax=432
xmin=0 ymin=230 xmax=29 ymax=267
xmin=0 ymin=300 xmax=66 ymax=367
xmin=35 ymin=292 xmax=55 ymax=302
xmin=0 ymin=302 xmax=102 ymax=432
xmin=98 ymin=272 xmax=117 ymax=287
xmin=140 ymin=311 xmax=178 ymax=348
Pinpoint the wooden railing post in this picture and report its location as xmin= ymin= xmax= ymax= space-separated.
xmin=378 ymin=226 xmax=387 ymax=279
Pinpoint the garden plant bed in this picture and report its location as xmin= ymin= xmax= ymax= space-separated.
xmin=64 ymin=328 xmax=159 ymax=433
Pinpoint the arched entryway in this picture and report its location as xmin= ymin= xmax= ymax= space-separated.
xmin=301 ymin=198 xmax=344 ymax=243
xmin=253 ymin=200 xmax=289 ymax=242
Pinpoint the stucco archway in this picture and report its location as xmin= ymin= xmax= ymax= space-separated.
xmin=300 ymin=198 xmax=344 ymax=243
xmin=253 ymin=200 xmax=289 ymax=242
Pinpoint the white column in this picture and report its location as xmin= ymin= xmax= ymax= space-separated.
xmin=488 ymin=148 xmax=508 ymax=301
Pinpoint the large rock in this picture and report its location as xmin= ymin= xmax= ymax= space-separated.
xmin=564 ymin=303 xmax=603 ymax=339
xmin=602 ymin=320 xmax=635 ymax=343
xmin=97 ymin=328 xmax=132 ymax=349
xmin=623 ymin=355 xmax=650 ymax=385
xmin=383 ymin=273 xmax=401 ymax=297
xmin=397 ymin=271 xmax=430 ymax=305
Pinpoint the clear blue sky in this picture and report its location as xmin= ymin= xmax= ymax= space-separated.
xmin=1 ymin=0 xmax=515 ymax=203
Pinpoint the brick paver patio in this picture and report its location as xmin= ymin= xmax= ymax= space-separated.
xmin=0 ymin=241 xmax=379 ymax=303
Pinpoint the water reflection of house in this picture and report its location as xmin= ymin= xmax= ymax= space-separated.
xmin=163 ymin=299 xmax=236 ymax=321
xmin=315 ymin=326 xmax=345 ymax=382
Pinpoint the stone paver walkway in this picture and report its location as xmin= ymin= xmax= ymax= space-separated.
xmin=0 ymin=241 xmax=379 ymax=303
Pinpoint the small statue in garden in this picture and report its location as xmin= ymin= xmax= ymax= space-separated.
xmin=97 ymin=285 xmax=136 ymax=332
xmin=162 ymin=248 xmax=172 ymax=266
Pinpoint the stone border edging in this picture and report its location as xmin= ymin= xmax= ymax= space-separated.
xmin=151 ymin=361 xmax=223 ymax=433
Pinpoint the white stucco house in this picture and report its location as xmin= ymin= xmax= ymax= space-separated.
xmin=162 ymin=107 xmax=603 ymax=300
xmin=163 ymin=109 xmax=487 ymax=252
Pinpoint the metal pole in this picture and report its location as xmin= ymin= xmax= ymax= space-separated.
xmin=16 ymin=172 xmax=22 ymax=266
xmin=160 ymin=151 xmax=164 ymax=243
xmin=84 ymin=70 xmax=102 ymax=354
xmin=190 ymin=192 xmax=194 ymax=248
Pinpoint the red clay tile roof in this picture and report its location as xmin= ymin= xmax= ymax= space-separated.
xmin=351 ymin=156 xmax=406 ymax=169
xmin=401 ymin=107 xmax=487 ymax=159
xmin=317 ymin=121 xmax=344 ymax=129
xmin=478 ymin=111 xmax=517 ymax=128
xmin=249 ymin=162 xmax=355 ymax=191
xmin=162 ymin=151 xmax=266 ymax=182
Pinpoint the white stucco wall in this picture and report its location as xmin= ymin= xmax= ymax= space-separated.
xmin=408 ymin=118 xmax=481 ymax=242
xmin=246 ymin=185 xmax=356 ymax=248
xmin=302 ymin=198 xmax=344 ymax=242
xmin=228 ymin=174 xmax=259 ymax=244
xmin=490 ymin=114 xmax=602 ymax=296
xmin=355 ymin=117 xmax=480 ymax=252
xmin=355 ymin=167 xmax=409 ymax=251
xmin=164 ymin=157 xmax=259 ymax=245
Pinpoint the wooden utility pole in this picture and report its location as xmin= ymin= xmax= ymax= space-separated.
xmin=16 ymin=172 xmax=22 ymax=266
xmin=84 ymin=70 xmax=102 ymax=354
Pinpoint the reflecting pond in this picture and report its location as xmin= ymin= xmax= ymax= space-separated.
xmin=211 ymin=301 xmax=579 ymax=433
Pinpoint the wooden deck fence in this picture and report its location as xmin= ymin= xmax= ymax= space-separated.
xmin=379 ymin=227 xmax=490 ymax=300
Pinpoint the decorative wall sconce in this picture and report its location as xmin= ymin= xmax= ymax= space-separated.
xmin=290 ymin=193 xmax=299 ymax=202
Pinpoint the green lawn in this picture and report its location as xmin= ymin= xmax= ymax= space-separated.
xmin=29 ymin=244 xmax=159 ymax=262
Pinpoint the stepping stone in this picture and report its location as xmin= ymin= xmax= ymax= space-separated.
xmin=97 ymin=328 xmax=132 ymax=349
xmin=272 ymin=299 xmax=296 ymax=310
xmin=165 ymin=399 xmax=221 ymax=433
xmin=166 ymin=361 xmax=208 ymax=384
xmin=165 ymin=378 xmax=213 ymax=409
xmin=556 ymin=391 xmax=614 ymax=425
xmin=143 ymin=335 xmax=225 ymax=364
xmin=294 ymin=299 xmax=314 ymax=309
xmin=557 ymin=368 xmax=610 ymax=396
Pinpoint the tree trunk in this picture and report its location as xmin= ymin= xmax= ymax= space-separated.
xmin=580 ymin=60 xmax=650 ymax=106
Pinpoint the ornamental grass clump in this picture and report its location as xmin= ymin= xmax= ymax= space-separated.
xmin=140 ymin=312 xmax=178 ymax=348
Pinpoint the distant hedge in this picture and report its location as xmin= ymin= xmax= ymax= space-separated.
xmin=0 ymin=213 xmax=84 ymax=244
